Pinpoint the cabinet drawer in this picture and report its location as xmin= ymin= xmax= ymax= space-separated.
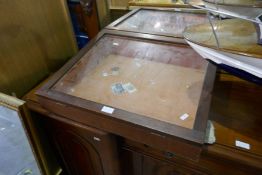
xmin=122 ymin=139 xmax=209 ymax=174
xmin=120 ymin=147 xmax=207 ymax=175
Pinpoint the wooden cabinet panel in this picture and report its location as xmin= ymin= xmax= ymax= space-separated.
xmin=142 ymin=157 xmax=203 ymax=175
xmin=120 ymin=148 xmax=205 ymax=175
xmin=51 ymin=129 xmax=103 ymax=175
xmin=0 ymin=0 xmax=77 ymax=97
xmin=121 ymin=138 xmax=262 ymax=175
xmin=43 ymin=116 xmax=120 ymax=175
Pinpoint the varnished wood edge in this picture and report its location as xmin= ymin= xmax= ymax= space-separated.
xmin=38 ymin=92 xmax=205 ymax=144
xmin=193 ymin=62 xmax=217 ymax=134
xmin=106 ymin=8 xmax=140 ymax=28
xmin=128 ymin=1 xmax=190 ymax=8
xmin=36 ymin=29 xmax=214 ymax=144
xmin=0 ymin=93 xmax=24 ymax=110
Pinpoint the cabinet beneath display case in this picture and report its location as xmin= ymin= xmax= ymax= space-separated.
xmin=42 ymin=115 xmax=120 ymax=175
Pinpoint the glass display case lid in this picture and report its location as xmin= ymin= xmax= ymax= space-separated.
xmin=107 ymin=8 xmax=209 ymax=38
xmin=128 ymin=0 xmax=186 ymax=7
xmin=51 ymin=33 xmax=211 ymax=131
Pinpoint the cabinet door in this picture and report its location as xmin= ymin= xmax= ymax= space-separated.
xmin=43 ymin=116 xmax=120 ymax=175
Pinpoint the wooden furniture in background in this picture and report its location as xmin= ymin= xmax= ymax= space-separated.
xmin=69 ymin=0 xmax=100 ymax=39
xmin=0 ymin=0 xmax=77 ymax=97
xmin=108 ymin=0 xmax=130 ymax=9
xmin=0 ymin=1 xmax=78 ymax=174
xmin=106 ymin=8 xmax=208 ymax=39
xmin=128 ymin=0 xmax=190 ymax=9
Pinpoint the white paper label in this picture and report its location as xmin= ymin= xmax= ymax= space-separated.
xmin=174 ymin=8 xmax=181 ymax=12
xmin=235 ymin=140 xmax=250 ymax=150
xmin=101 ymin=106 xmax=114 ymax=114
xmin=93 ymin=137 xmax=101 ymax=142
xmin=180 ymin=113 xmax=189 ymax=121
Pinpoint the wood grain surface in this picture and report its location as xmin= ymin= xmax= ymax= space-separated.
xmin=184 ymin=19 xmax=262 ymax=58
xmin=210 ymin=73 xmax=262 ymax=156
xmin=0 ymin=0 xmax=77 ymax=97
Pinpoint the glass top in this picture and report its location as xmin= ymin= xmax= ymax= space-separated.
xmin=115 ymin=9 xmax=208 ymax=37
xmin=53 ymin=35 xmax=208 ymax=129
xmin=184 ymin=18 xmax=262 ymax=58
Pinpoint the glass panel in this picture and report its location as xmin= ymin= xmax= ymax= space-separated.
xmin=116 ymin=9 xmax=208 ymax=37
xmin=0 ymin=106 xmax=41 ymax=175
xmin=53 ymin=35 xmax=208 ymax=129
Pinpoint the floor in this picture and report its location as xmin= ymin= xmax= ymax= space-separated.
xmin=0 ymin=106 xmax=41 ymax=175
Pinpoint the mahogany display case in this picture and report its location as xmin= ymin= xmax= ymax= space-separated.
xmin=25 ymin=72 xmax=262 ymax=175
xmin=106 ymin=8 xmax=208 ymax=39
xmin=36 ymin=29 xmax=216 ymax=161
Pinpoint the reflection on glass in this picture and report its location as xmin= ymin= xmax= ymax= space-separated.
xmin=116 ymin=9 xmax=208 ymax=37
xmin=0 ymin=106 xmax=41 ymax=175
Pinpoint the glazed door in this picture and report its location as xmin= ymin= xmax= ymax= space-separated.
xmin=43 ymin=115 xmax=120 ymax=175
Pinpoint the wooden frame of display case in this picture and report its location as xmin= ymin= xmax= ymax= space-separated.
xmin=128 ymin=0 xmax=191 ymax=8
xmin=0 ymin=93 xmax=44 ymax=175
xmin=36 ymin=29 xmax=216 ymax=160
xmin=106 ymin=8 xmax=206 ymax=39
